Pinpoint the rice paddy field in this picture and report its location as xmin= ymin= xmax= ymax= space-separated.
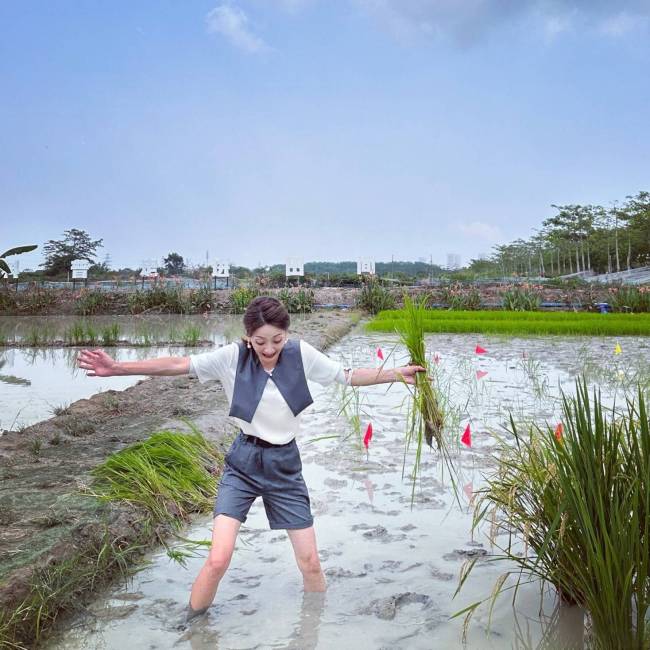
xmin=38 ymin=325 xmax=650 ymax=650
xmin=368 ymin=309 xmax=650 ymax=336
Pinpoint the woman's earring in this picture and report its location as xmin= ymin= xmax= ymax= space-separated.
xmin=247 ymin=340 xmax=252 ymax=349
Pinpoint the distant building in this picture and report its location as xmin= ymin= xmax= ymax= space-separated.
xmin=446 ymin=253 xmax=461 ymax=270
xmin=357 ymin=259 xmax=375 ymax=275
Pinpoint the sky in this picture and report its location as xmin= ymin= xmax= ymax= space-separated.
xmin=2 ymin=0 xmax=650 ymax=272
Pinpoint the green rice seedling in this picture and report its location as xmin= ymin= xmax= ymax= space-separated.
xmin=395 ymin=295 xmax=456 ymax=498
xmin=89 ymin=425 xmax=223 ymax=528
xmin=456 ymin=380 xmax=650 ymax=649
xmin=501 ymin=286 xmax=542 ymax=311
xmin=25 ymin=327 xmax=43 ymax=347
xmin=356 ymin=277 xmax=396 ymax=315
xmin=229 ymin=287 xmax=259 ymax=314
xmin=100 ymin=322 xmax=120 ymax=346
xmin=181 ymin=324 xmax=202 ymax=346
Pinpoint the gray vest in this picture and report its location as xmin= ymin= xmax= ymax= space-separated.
xmin=228 ymin=339 xmax=313 ymax=423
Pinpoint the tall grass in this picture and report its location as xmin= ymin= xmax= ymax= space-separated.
xmin=609 ymin=286 xmax=650 ymax=313
xmin=501 ymin=286 xmax=542 ymax=311
xmin=181 ymin=324 xmax=202 ymax=346
xmin=457 ymin=380 xmax=650 ymax=649
xmin=356 ymin=277 xmax=395 ymax=315
xmin=396 ymin=296 xmax=455 ymax=498
xmin=229 ymin=287 xmax=259 ymax=314
xmin=278 ymin=288 xmax=315 ymax=313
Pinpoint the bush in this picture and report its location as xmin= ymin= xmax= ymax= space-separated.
xmin=440 ymin=283 xmax=481 ymax=310
xmin=75 ymin=290 xmax=111 ymax=315
xmin=278 ymin=288 xmax=315 ymax=313
xmin=0 ymin=290 xmax=17 ymax=312
xmin=355 ymin=278 xmax=395 ymax=315
xmin=501 ymin=286 xmax=542 ymax=311
xmin=229 ymin=287 xmax=259 ymax=314
xmin=609 ymin=286 xmax=650 ymax=313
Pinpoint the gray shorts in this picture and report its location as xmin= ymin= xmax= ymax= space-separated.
xmin=214 ymin=432 xmax=313 ymax=530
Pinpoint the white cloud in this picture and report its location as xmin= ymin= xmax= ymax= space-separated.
xmin=456 ymin=221 xmax=502 ymax=242
xmin=206 ymin=3 xmax=269 ymax=53
xmin=599 ymin=11 xmax=648 ymax=37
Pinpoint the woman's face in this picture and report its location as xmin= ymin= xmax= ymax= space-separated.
xmin=248 ymin=324 xmax=288 ymax=364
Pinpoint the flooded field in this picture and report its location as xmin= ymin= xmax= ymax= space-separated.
xmin=0 ymin=315 xmax=242 ymax=430
xmin=41 ymin=330 xmax=649 ymax=649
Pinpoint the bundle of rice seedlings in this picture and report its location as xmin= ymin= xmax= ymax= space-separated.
xmin=456 ymin=379 xmax=650 ymax=649
xmin=396 ymin=295 xmax=455 ymax=494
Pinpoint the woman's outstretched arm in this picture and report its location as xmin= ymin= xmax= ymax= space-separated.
xmin=77 ymin=349 xmax=190 ymax=377
xmin=345 ymin=365 xmax=425 ymax=387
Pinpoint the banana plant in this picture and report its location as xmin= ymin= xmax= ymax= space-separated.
xmin=0 ymin=245 xmax=38 ymax=277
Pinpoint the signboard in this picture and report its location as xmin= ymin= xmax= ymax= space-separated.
xmin=357 ymin=259 xmax=375 ymax=275
xmin=140 ymin=259 xmax=159 ymax=278
xmin=213 ymin=262 xmax=230 ymax=278
xmin=286 ymin=258 xmax=304 ymax=277
xmin=71 ymin=260 xmax=91 ymax=280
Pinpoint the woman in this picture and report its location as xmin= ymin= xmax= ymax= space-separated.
xmin=77 ymin=296 xmax=425 ymax=621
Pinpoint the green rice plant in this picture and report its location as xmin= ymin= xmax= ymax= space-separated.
xmin=609 ymin=286 xmax=650 ymax=313
xmin=101 ymin=323 xmax=120 ymax=346
xmin=501 ymin=286 xmax=542 ymax=311
xmin=24 ymin=327 xmax=43 ymax=347
xmin=396 ymin=295 xmax=456 ymax=498
xmin=356 ymin=277 xmax=395 ymax=315
xmin=181 ymin=324 xmax=202 ymax=346
xmin=65 ymin=321 xmax=86 ymax=345
xmin=229 ymin=287 xmax=259 ymax=314
xmin=456 ymin=380 xmax=650 ymax=649
xmin=89 ymin=425 xmax=223 ymax=528
xmin=368 ymin=309 xmax=650 ymax=336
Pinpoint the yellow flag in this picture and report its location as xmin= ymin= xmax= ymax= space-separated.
xmin=614 ymin=343 xmax=622 ymax=355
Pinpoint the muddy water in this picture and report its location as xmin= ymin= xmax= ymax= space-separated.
xmin=44 ymin=332 xmax=649 ymax=649
xmin=0 ymin=314 xmax=245 ymax=430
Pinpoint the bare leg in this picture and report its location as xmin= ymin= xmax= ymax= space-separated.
xmin=189 ymin=514 xmax=241 ymax=613
xmin=287 ymin=526 xmax=326 ymax=592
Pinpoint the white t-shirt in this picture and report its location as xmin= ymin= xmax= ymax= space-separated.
xmin=189 ymin=340 xmax=346 ymax=445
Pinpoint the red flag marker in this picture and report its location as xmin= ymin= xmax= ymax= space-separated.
xmin=433 ymin=353 xmax=440 ymax=365
xmin=364 ymin=478 xmax=375 ymax=503
xmin=363 ymin=422 xmax=373 ymax=449
xmin=376 ymin=347 xmax=384 ymax=361
xmin=463 ymin=481 xmax=474 ymax=501
xmin=475 ymin=345 xmax=487 ymax=354
xmin=554 ymin=423 xmax=563 ymax=442
xmin=461 ymin=424 xmax=472 ymax=447
xmin=476 ymin=370 xmax=488 ymax=380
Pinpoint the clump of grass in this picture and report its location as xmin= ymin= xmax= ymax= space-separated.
xmin=609 ymin=286 xmax=650 ymax=313
xmin=229 ymin=287 xmax=259 ymax=314
xmin=356 ymin=277 xmax=395 ymax=315
xmin=89 ymin=425 xmax=223 ymax=528
xmin=75 ymin=290 xmax=111 ymax=316
xmin=441 ymin=283 xmax=482 ymax=310
xmin=278 ymin=288 xmax=315 ymax=313
xmin=396 ymin=296 xmax=454 ymax=497
xmin=457 ymin=379 xmax=650 ymax=649
xmin=56 ymin=414 xmax=95 ymax=437
xmin=501 ymin=286 xmax=542 ymax=311
xmin=65 ymin=320 xmax=99 ymax=346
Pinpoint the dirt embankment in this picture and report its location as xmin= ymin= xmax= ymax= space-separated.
xmin=0 ymin=284 xmax=616 ymax=316
xmin=0 ymin=311 xmax=358 ymax=647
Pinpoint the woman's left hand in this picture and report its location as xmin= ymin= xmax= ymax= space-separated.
xmin=394 ymin=365 xmax=427 ymax=385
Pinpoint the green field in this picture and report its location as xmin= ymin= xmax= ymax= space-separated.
xmin=367 ymin=309 xmax=650 ymax=336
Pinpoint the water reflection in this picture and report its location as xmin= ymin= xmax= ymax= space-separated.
xmin=514 ymin=601 xmax=585 ymax=650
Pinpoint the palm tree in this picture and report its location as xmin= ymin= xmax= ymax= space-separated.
xmin=0 ymin=245 xmax=38 ymax=277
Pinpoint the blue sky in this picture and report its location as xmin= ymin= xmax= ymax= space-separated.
xmin=3 ymin=1 xmax=650 ymax=271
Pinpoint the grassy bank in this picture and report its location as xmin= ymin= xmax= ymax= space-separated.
xmin=0 ymin=427 xmax=223 ymax=649
xmin=368 ymin=309 xmax=650 ymax=336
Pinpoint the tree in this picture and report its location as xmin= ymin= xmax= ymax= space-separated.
xmin=1 ymin=245 xmax=38 ymax=277
xmin=41 ymin=229 xmax=103 ymax=277
xmin=163 ymin=252 xmax=185 ymax=275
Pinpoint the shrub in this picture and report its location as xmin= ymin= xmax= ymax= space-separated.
xmin=229 ymin=288 xmax=259 ymax=314
xmin=501 ymin=286 xmax=542 ymax=311
xmin=440 ymin=283 xmax=481 ymax=310
xmin=355 ymin=278 xmax=395 ymax=315
xmin=75 ymin=290 xmax=111 ymax=315
xmin=609 ymin=286 xmax=650 ymax=313
xmin=278 ymin=288 xmax=315 ymax=313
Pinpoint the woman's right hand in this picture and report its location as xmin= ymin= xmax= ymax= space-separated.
xmin=77 ymin=349 xmax=120 ymax=377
